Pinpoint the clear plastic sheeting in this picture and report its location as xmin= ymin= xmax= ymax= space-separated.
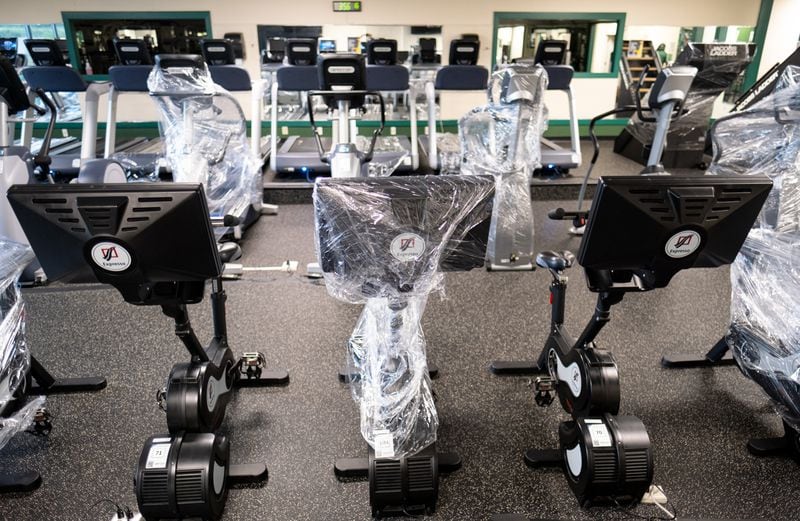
xmin=110 ymin=152 xmax=164 ymax=182
xmin=625 ymin=43 xmax=755 ymax=152
xmin=148 ymin=63 xmax=262 ymax=228
xmin=0 ymin=396 xmax=45 ymax=449
xmin=0 ymin=239 xmax=38 ymax=450
xmin=460 ymin=64 xmax=548 ymax=268
xmin=436 ymin=133 xmax=462 ymax=175
xmin=314 ymin=176 xmax=494 ymax=458
xmin=707 ymin=66 xmax=800 ymax=431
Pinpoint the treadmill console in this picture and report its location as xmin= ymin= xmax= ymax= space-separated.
xmin=24 ymin=39 xmax=66 ymax=66
xmin=285 ymin=39 xmax=318 ymax=66
xmin=113 ymin=39 xmax=153 ymax=66
xmin=317 ymin=54 xmax=367 ymax=109
xmin=201 ymin=39 xmax=236 ymax=66
xmin=367 ymin=39 xmax=397 ymax=65
xmin=449 ymin=39 xmax=479 ymax=65
xmin=533 ymin=39 xmax=567 ymax=66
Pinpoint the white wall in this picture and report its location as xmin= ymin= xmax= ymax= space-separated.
xmin=5 ymin=0 xmax=762 ymax=121
xmin=758 ymin=0 xmax=800 ymax=76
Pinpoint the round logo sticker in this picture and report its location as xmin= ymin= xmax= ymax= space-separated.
xmin=390 ymin=233 xmax=425 ymax=262
xmin=90 ymin=241 xmax=133 ymax=272
xmin=664 ymin=230 xmax=702 ymax=259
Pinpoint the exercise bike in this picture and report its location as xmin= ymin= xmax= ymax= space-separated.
xmin=490 ymin=174 xmax=771 ymax=516
xmin=316 ymin=175 xmax=495 ymax=517
xmin=554 ymin=65 xmax=696 ymax=235
xmin=9 ymin=183 xmax=289 ymax=520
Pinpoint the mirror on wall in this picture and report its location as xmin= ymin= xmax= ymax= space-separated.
xmin=62 ymin=13 xmax=211 ymax=75
xmin=257 ymin=24 xmax=443 ymax=65
xmin=494 ymin=13 xmax=625 ymax=74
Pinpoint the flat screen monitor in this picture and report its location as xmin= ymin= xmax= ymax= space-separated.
xmin=578 ymin=175 xmax=772 ymax=290
xmin=0 ymin=38 xmax=17 ymax=60
xmin=8 ymin=183 xmax=220 ymax=304
xmin=319 ymin=39 xmax=336 ymax=53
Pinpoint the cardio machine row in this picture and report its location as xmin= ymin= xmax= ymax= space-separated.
xmin=1 ymin=42 xmax=789 ymax=521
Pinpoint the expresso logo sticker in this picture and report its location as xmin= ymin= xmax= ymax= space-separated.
xmin=664 ymin=230 xmax=702 ymax=259
xmin=390 ymin=233 xmax=425 ymax=262
xmin=90 ymin=241 xmax=132 ymax=272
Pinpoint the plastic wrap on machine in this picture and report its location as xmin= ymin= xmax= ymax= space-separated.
xmin=625 ymin=43 xmax=755 ymax=151
xmin=314 ymin=176 xmax=494 ymax=458
xmin=0 ymin=239 xmax=44 ymax=450
xmin=707 ymin=66 xmax=800 ymax=430
xmin=459 ymin=64 xmax=548 ymax=267
xmin=148 ymin=61 xmax=262 ymax=228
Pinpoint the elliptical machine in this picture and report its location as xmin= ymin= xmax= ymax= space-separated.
xmin=460 ymin=64 xmax=548 ymax=271
xmin=556 ymin=65 xmax=696 ymax=234
xmin=0 ymin=57 xmax=55 ymax=284
xmin=490 ymin=174 xmax=771 ymax=513
xmin=9 ymin=183 xmax=289 ymax=520
xmin=307 ymin=53 xmax=386 ymax=178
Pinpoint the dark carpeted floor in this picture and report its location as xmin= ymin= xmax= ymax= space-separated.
xmin=0 ymin=145 xmax=794 ymax=521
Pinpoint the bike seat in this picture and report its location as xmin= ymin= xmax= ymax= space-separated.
xmin=217 ymin=242 xmax=242 ymax=264
xmin=535 ymin=250 xmax=575 ymax=271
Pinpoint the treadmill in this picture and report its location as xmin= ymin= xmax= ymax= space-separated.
xmin=270 ymin=39 xmax=320 ymax=175
xmin=105 ymin=39 xmax=166 ymax=177
xmin=421 ymin=38 xmax=489 ymax=171
xmin=515 ymin=40 xmax=582 ymax=174
xmin=201 ymin=39 xmax=271 ymax=162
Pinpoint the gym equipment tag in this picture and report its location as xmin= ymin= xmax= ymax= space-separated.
xmin=374 ymin=429 xmax=395 ymax=458
xmin=587 ymin=423 xmax=612 ymax=448
xmin=145 ymin=443 xmax=171 ymax=469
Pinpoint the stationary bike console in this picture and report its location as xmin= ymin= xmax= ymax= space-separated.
xmin=9 ymin=183 xmax=288 ymax=520
xmin=493 ymin=175 xmax=772 ymax=507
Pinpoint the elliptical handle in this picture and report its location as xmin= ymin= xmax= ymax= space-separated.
xmin=362 ymin=91 xmax=385 ymax=163
xmin=33 ymin=88 xmax=56 ymax=172
xmin=306 ymin=91 xmax=329 ymax=163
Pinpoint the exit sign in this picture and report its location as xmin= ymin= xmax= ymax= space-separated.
xmin=333 ymin=1 xmax=362 ymax=11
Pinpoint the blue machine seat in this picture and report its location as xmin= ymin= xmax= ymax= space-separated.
xmin=22 ymin=66 xmax=90 ymax=92
xmin=108 ymin=65 xmax=152 ymax=92
xmin=276 ymin=65 xmax=319 ymax=91
xmin=366 ymin=65 xmax=409 ymax=91
xmin=434 ymin=65 xmax=488 ymax=91
xmin=209 ymin=65 xmax=252 ymax=92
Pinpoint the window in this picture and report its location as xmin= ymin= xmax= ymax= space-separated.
xmin=493 ymin=12 xmax=626 ymax=77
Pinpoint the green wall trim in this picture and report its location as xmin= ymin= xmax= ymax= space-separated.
xmin=61 ymin=11 xmax=213 ymax=72
xmin=491 ymin=11 xmax=627 ymax=77
xmin=744 ymin=0 xmax=775 ymax=90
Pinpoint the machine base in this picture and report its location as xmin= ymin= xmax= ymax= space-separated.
xmin=27 ymin=355 xmax=107 ymax=395
xmin=28 ymin=376 xmax=107 ymax=395
xmin=228 ymin=463 xmax=269 ymax=485
xmin=338 ymin=363 xmax=439 ymax=383
xmin=489 ymin=360 xmax=545 ymax=375
xmin=0 ymin=471 xmax=41 ymax=493
xmin=333 ymin=452 xmax=462 ymax=478
xmin=661 ymin=337 xmax=735 ymax=368
xmin=236 ymin=368 xmax=290 ymax=387
xmin=523 ymin=448 xmax=562 ymax=468
xmin=747 ymin=421 xmax=800 ymax=463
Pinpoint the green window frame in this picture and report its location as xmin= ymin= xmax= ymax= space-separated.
xmin=492 ymin=11 xmax=627 ymax=78
xmin=61 ymin=11 xmax=213 ymax=80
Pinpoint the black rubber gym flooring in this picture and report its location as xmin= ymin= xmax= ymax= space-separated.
xmin=1 ymin=142 xmax=795 ymax=520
